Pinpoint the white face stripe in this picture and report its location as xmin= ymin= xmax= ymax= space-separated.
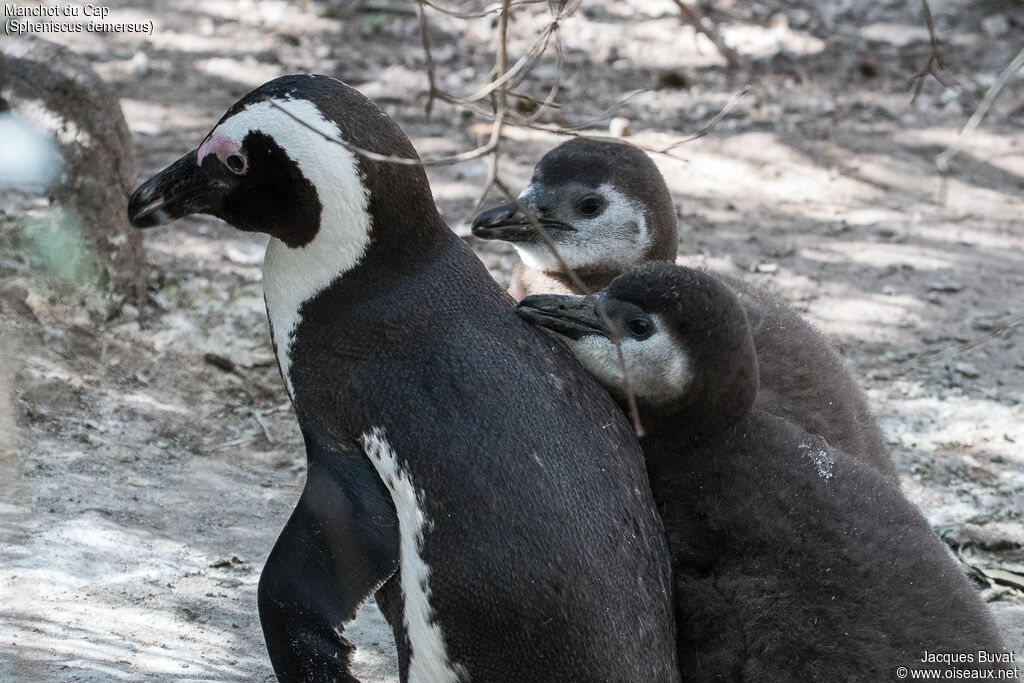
xmin=206 ymin=98 xmax=373 ymax=399
xmin=514 ymin=183 xmax=650 ymax=272
xmin=360 ymin=428 xmax=461 ymax=683
xmin=564 ymin=313 xmax=691 ymax=406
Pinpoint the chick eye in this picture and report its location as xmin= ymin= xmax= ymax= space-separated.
xmin=575 ymin=195 xmax=604 ymax=217
xmin=626 ymin=317 xmax=653 ymax=338
xmin=225 ymin=154 xmax=247 ymax=174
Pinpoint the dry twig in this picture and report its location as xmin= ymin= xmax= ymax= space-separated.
xmin=416 ymin=0 xmax=439 ymax=119
xmin=671 ymin=0 xmax=741 ymax=69
xmin=935 ymin=45 xmax=1024 ymax=203
xmin=908 ymin=0 xmax=951 ymax=102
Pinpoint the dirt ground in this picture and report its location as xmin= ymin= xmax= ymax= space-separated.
xmin=1 ymin=0 xmax=1023 ymax=680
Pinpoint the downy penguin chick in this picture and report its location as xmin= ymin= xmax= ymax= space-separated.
xmin=473 ymin=137 xmax=677 ymax=300
xmin=518 ymin=262 xmax=1010 ymax=681
xmin=476 ymin=138 xmax=894 ymax=476
xmin=128 ymin=75 xmax=679 ymax=682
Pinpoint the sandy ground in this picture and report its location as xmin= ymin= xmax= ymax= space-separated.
xmin=1 ymin=0 xmax=1023 ymax=680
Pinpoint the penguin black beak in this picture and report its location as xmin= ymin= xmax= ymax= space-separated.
xmin=471 ymin=201 xmax=574 ymax=242
xmin=128 ymin=150 xmax=221 ymax=228
xmin=517 ymin=294 xmax=610 ymax=340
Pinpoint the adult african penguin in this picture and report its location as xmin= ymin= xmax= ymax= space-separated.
xmin=518 ymin=262 xmax=1011 ymax=681
xmin=474 ymin=138 xmax=894 ymax=477
xmin=128 ymin=75 xmax=680 ymax=682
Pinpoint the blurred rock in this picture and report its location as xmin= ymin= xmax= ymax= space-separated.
xmin=789 ymin=9 xmax=812 ymax=29
xmin=656 ymin=69 xmax=689 ymax=90
xmin=0 ymin=36 xmax=146 ymax=301
xmin=609 ymin=117 xmax=631 ymax=137
xmin=357 ymin=65 xmax=426 ymax=104
xmin=130 ymin=51 xmax=150 ymax=77
xmin=982 ymin=15 xmax=1010 ymax=37
xmin=927 ymin=281 xmax=964 ymax=293
xmin=955 ymin=362 xmax=981 ymax=379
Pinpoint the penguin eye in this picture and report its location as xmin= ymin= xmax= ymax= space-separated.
xmin=225 ymin=154 xmax=247 ymax=175
xmin=626 ymin=317 xmax=653 ymax=339
xmin=575 ymin=195 xmax=605 ymax=217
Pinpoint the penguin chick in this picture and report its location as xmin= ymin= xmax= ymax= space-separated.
xmin=472 ymin=137 xmax=677 ymax=299
xmin=518 ymin=262 xmax=1011 ymax=681
xmin=477 ymin=138 xmax=893 ymax=476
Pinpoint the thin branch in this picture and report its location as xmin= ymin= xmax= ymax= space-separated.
xmin=250 ymin=408 xmax=274 ymax=443
xmin=507 ymin=90 xmax=563 ymax=111
xmin=896 ymin=314 xmax=1024 ymax=372
xmin=935 ymin=45 xmax=1024 ymax=203
xmin=521 ymin=16 xmax=564 ymax=124
xmin=418 ymin=0 xmax=542 ymax=20
xmin=671 ymin=0 xmax=741 ymax=69
xmin=262 ymin=97 xmax=501 ymax=166
xmin=416 ymin=0 xmax=439 ymax=120
xmin=908 ymin=0 xmax=951 ymax=102
xmin=463 ymin=22 xmax=559 ymax=102
xmin=655 ymin=86 xmax=751 ymax=153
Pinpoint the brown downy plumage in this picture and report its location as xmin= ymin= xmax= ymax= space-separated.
xmin=519 ymin=263 xmax=1010 ymax=681
xmin=477 ymin=138 xmax=893 ymax=477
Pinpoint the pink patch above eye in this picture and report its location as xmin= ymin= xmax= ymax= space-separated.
xmin=197 ymin=136 xmax=242 ymax=167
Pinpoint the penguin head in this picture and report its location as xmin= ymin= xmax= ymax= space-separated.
xmin=518 ymin=263 xmax=758 ymax=435
xmin=128 ymin=74 xmax=440 ymax=251
xmin=471 ymin=138 xmax=677 ymax=275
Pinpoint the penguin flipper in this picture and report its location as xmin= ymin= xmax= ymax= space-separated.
xmin=258 ymin=438 xmax=400 ymax=682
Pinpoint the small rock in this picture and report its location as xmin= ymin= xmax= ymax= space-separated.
xmin=858 ymin=55 xmax=879 ymax=78
xmin=223 ymin=242 xmax=264 ymax=266
xmin=130 ymin=52 xmax=149 ymax=77
xmin=609 ymin=117 xmax=631 ymax=138
xmin=789 ymin=9 xmax=812 ymax=28
xmin=451 ymin=220 xmax=473 ymax=239
xmin=120 ymin=303 xmax=139 ymax=322
xmin=204 ymin=353 xmax=236 ymax=373
xmin=957 ymin=523 xmax=1023 ymax=551
xmin=656 ymin=70 xmax=689 ymax=90
xmin=754 ymin=262 xmax=779 ymax=274
xmin=210 ymin=555 xmax=246 ymax=568
xmin=954 ymin=362 xmax=981 ymax=379
xmin=927 ymin=281 xmax=963 ymax=293
xmin=769 ymin=13 xmax=789 ymax=32
xmin=943 ymin=99 xmax=964 ymax=117
xmin=130 ymin=121 xmax=162 ymax=137
xmin=980 ymin=586 xmax=1015 ymax=602
xmin=981 ymin=14 xmax=1009 ymax=37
